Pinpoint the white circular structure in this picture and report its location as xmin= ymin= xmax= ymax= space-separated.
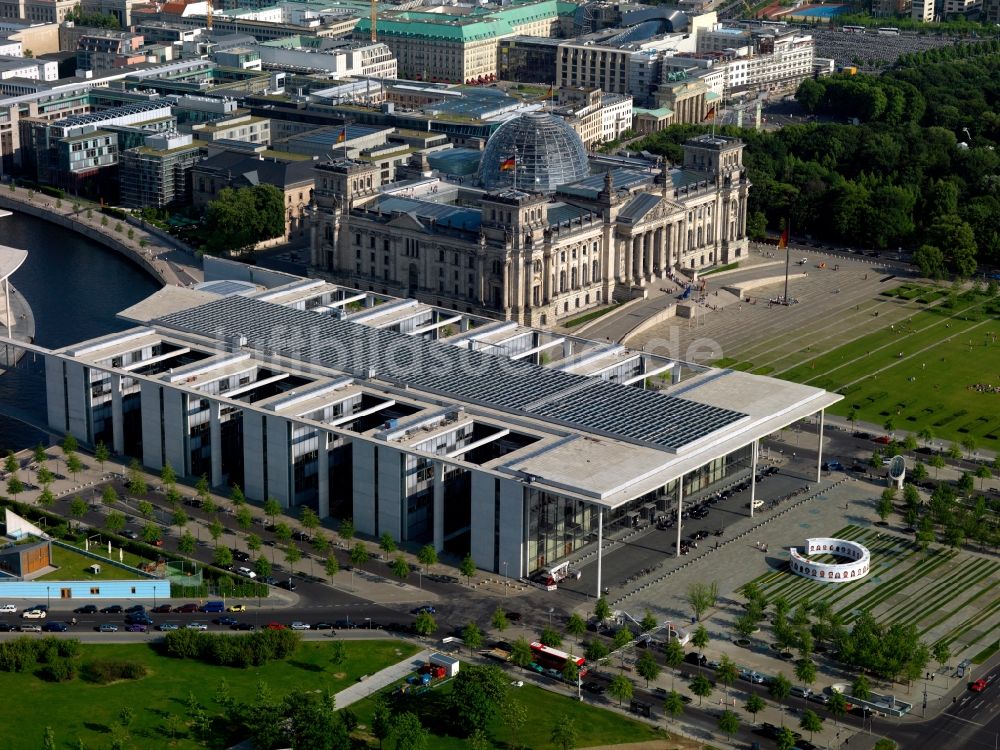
xmin=789 ymin=537 xmax=870 ymax=583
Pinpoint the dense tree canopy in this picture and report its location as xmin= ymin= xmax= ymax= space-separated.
xmin=203 ymin=183 xmax=286 ymax=256
xmin=636 ymin=42 xmax=1000 ymax=274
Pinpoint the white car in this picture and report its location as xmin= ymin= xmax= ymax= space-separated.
xmin=19 ymin=624 xmax=42 ymax=632
xmin=0 ymin=604 xmax=16 ymax=613
xmin=236 ymin=566 xmax=257 ymax=579
xmin=290 ymin=621 xmax=310 ymax=630
xmin=21 ymin=609 xmax=46 ymax=619
xmin=185 ymin=622 xmax=208 ymax=630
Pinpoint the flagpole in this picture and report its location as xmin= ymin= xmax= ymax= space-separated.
xmin=782 ymin=220 xmax=790 ymax=305
xmin=513 ymin=147 xmax=518 ymax=192
xmin=343 ymin=120 xmax=348 ymax=160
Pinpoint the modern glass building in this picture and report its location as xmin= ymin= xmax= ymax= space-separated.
xmin=478 ymin=112 xmax=590 ymax=193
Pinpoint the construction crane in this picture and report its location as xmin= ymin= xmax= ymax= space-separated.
xmin=206 ymin=0 xmax=213 ymax=30
xmin=370 ymin=0 xmax=376 ymax=42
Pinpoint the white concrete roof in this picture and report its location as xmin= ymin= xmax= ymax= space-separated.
xmin=0 ymin=243 xmax=26 ymax=281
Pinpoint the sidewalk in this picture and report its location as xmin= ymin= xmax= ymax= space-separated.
xmin=332 ymin=647 xmax=432 ymax=709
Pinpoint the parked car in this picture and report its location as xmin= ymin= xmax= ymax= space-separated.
xmin=740 ymin=669 xmax=766 ymax=684
xmin=19 ymin=624 xmax=42 ymax=633
xmin=100 ymin=605 xmax=123 ymax=614
xmin=42 ymin=621 xmax=68 ymax=632
xmin=873 ymin=435 xmax=892 ymax=445
xmin=290 ymin=621 xmax=311 ymax=630
xmin=583 ymin=681 xmax=606 ymax=694
xmin=808 ymin=692 xmax=830 ymax=705
xmin=157 ymin=623 xmax=180 ymax=631
xmin=125 ymin=613 xmax=153 ymax=626
xmin=0 ymin=604 xmax=16 ymax=614
xmin=505 ymin=611 xmax=522 ymax=622
xmin=173 ymin=603 xmax=199 ymax=613
xmin=125 ymin=624 xmax=147 ymax=633
xmin=266 ymin=622 xmax=288 ymax=630
xmin=73 ymin=604 xmax=98 ymax=614
xmin=236 ymin=566 xmax=257 ymax=579
xmin=98 ymin=623 xmax=119 ymax=633
xmin=276 ymin=580 xmax=297 ymax=591
xmin=411 ymin=605 xmax=436 ymax=615
xmin=185 ymin=622 xmax=208 ymax=631
xmin=231 ymin=549 xmax=251 ymax=562
xmin=821 ymin=460 xmax=844 ymax=472
xmin=124 ymin=604 xmax=146 ymax=614
xmin=313 ymin=622 xmax=335 ymax=630
xmin=334 ymin=619 xmax=357 ymax=629
xmin=213 ymin=616 xmax=238 ymax=627
xmin=227 ymin=604 xmax=247 ymax=613
xmin=21 ymin=609 xmax=46 ymax=620
xmin=123 ymin=530 xmax=140 ymax=540
xmin=232 ymin=622 xmax=255 ymax=631
xmin=151 ymin=604 xmax=173 ymax=614
xmin=790 ymin=685 xmax=812 ymax=699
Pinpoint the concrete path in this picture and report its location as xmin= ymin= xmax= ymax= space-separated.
xmin=332 ymin=647 xmax=433 ymax=709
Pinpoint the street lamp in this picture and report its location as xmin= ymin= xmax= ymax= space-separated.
xmin=547 ymin=607 xmax=554 ymax=627
xmin=365 ymin=617 xmax=371 ymax=630
xmin=503 ymin=561 xmax=508 ymax=597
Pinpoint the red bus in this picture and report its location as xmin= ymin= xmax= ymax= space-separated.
xmin=530 ymin=642 xmax=587 ymax=678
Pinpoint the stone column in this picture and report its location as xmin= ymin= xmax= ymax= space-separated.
xmin=596 ymin=507 xmax=604 ymax=599
xmin=749 ymin=439 xmax=758 ymax=519
xmin=816 ymin=410 xmax=825 ymax=484
xmin=675 ymin=477 xmax=684 ymax=558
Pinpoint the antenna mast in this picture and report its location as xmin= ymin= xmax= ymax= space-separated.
xmin=206 ymin=0 xmax=213 ymax=30
xmin=370 ymin=0 xmax=377 ymax=42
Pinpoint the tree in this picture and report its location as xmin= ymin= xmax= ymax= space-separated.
xmin=300 ymin=506 xmax=320 ymax=538
xmin=337 ymin=517 xmax=355 ymax=546
xmin=636 ymin=648 xmax=661 ymax=688
xmin=562 ymin=658 xmax=579 ymax=685
xmin=172 ymin=509 xmax=188 ymax=536
xmin=686 ymin=580 xmax=718 ymax=621
xmin=853 ymin=674 xmax=872 ymax=700
xmin=716 ymin=655 xmax=738 ymax=699
xmin=247 ymin=534 xmax=262 ymax=556
xmin=449 ymin=664 xmax=509 ymax=733
xmin=378 ymin=532 xmax=397 ymax=559
xmin=776 ymin=726 xmax=797 ymax=750
xmin=663 ymin=638 xmax=684 ymax=689
xmin=105 ymin=510 xmax=125 ymax=534
xmin=417 ymin=544 xmax=438 ymax=574
xmin=209 ymin=518 xmax=224 ymax=547
xmin=563 ymin=612 xmax=587 ymax=645
xmin=594 ymin=596 xmax=612 ymax=622
xmin=541 ymin=626 xmax=563 ymax=648
xmin=94 ymin=441 xmax=110 ymax=472
xmin=550 ymin=716 xmax=579 ymax=750
xmin=640 ymin=609 xmax=658 ymax=632
xmin=948 ymin=443 xmax=963 ymax=462
xmin=975 ymin=464 xmax=992 ymax=490
xmin=178 ymin=531 xmax=196 ymax=555
xmin=462 ymin=622 xmax=484 ymax=654
xmin=386 ymin=555 xmax=408 ymax=583
xmin=66 ymin=454 xmax=83 ymax=481
xmin=932 ymin=641 xmax=950 ymax=672
xmin=459 ymin=554 xmax=476 ymax=585
xmin=608 ymin=674 xmax=634 ymax=707
xmin=42 ymin=727 xmax=56 ymax=750
xmin=584 ymin=639 xmax=609 ymax=664
xmin=36 ymin=486 xmax=53 ymax=507
xmin=203 ymin=184 xmax=286 ymax=256
xmin=61 ymin=433 xmax=78 ymax=456
xmin=69 ymin=497 xmax=87 ymax=525
xmin=491 ymin=606 xmax=509 ymax=633
xmin=913 ymin=244 xmax=945 ymax=279
xmin=274 ymin=522 xmax=292 ymax=547
xmin=284 ymin=544 xmax=301 ymax=573
xmin=142 ymin=522 xmax=161 ymax=546
xmin=324 ymin=555 xmax=339 ymax=579
xmin=745 ymin=693 xmax=766 ymax=724
xmin=510 ymin=637 xmax=533 ymax=668
xmin=311 ymin=534 xmax=329 ymax=570
xmin=388 ymin=711 xmax=428 ymax=750
xmin=101 ymin=484 xmax=118 ymax=507
xmin=32 ymin=443 xmax=48 ymax=466
xmin=795 ymin=659 xmax=817 ymax=692
xmin=236 ymin=506 xmax=254 ymax=534
xmin=799 ymin=708 xmax=824 ymax=741
xmin=413 ymin=610 xmax=437 ymax=637
xmin=691 ymin=624 xmax=709 ymax=652
xmin=878 ymin=488 xmax=896 ymax=522
xmin=718 ymin=710 xmax=740 ymax=741
xmin=768 ymin=673 xmax=792 ymax=723
xmin=828 ymin=690 xmax=848 ymax=728
xmin=957 ymin=471 xmax=975 ymax=496
xmin=126 ymin=459 xmax=146 ymax=496
xmin=229 ymin=483 xmax=245 ymax=508
xmin=263 ymin=497 xmax=281 ymax=526
xmin=689 ymin=673 xmax=712 ymax=706
xmin=912 ymin=462 xmax=928 ymax=482
xmin=160 ymin=461 xmax=177 ymax=489
xmin=663 ymin=690 xmax=685 ymax=725
xmin=501 ymin=698 xmax=527 ymax=750
xmin=255 ymin=555 xmax=272 ymax=579
xmin=213 ymin=545 xmax=233 ymax=569
xmin=371 ymin=698 xmax=392 ymax=750
xmin=348 ymin=542 xmax=368 ymax=571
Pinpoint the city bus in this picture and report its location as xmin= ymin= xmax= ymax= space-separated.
xmin=530 ymin=642 xmax=587 ymax=679
xmin=842 ymin=25 xmax=865 ymax=33
xmin=877 ymin=27 xmax=900 ymax=35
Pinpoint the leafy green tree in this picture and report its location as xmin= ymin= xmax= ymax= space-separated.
xmin=690 ymin=673 xmax=712 ymax=706
xmin=61 ymin=433 xmax=78 ymax=456
xmin=912 ymin=462 xmax=928 ymax=482
xmin=178 ymin=530 xmax=196 ymax=555
xmin=716 ymin=655 xmax=738 ymax=699
xmin=878 ymin=490 xmax=895 ymax=522
xmin=449 ymin=664 xmax=508 ymax=732
xmin=566 ymin=612 xmax=587 ymax=644
xmin=255 ymin=555 xmax=272 ymax=579
xmin=718 ymin=710 xmax=740 ymax=741
xmin=795 ymin=659 xmax=817 ymax=693
xmin=636 ymin=648 xmax=661 ymax=688
xmin=389 ymin=711 xmax=428 ymax=750
xmin=663 ymin=690 xmax=685 ymax=726
xmin=126 ymin=459 xmax=146 ymax=496
xmin=975 ymin=464 xmax=992 ymax=490
xmin=337 ymin=517 xmax=355 ymax=546
xmin=687 ymin=580 xmax=718 ymax=621
xmin=510 ymin=637 xmax=533 ymax=668
xmin=66 ymin=454 xmax=83 ymax=480
xmin=35 ymin=485 xmax=52 ymax=506
xmin=745 ymin=693 xmax=766 ymax=724
xmin=768 ymin=673 xmax=792 ymax=722
xmin=594 ymin=596 xmax=611 ymax=622
xmin=391 ymin=555 xmax=410 ymax=582
xmin=413 ymin=611 xmax=436 ymax=636
xmin=36 ymin=465 xmax=54 ymax=487
xmin=691 ymin=623 xmax=709 ymax=651
xmin=853 ymin=674 xmax=872 ymax=700
xmin=550 ymin=716 xmax=579 ymax=750
xmin=213 ymin=546 xmax=233 ymax=569
xmin=236 ymin=506 xmax=253 ymax=534
xmin=914 ymin=244 xmax=945 ymax=279
xmin=229 ymin=483 xmax=245 ymax=508
xmin=932 ymin=642 xmax=950 ymax=672
xmin=42 ymin=727 xmax=56 ymax=750
xmin=462 ymin=622 xmax=484 ymax=654
xmin=172 ymin=509 xmax=188 ymax=536
xmin=94 ymin=441 xmax=110 ymax=472
xmin=930 ymin=454 xmax=946 ymax=478
xmin=32 ymin=443 xmax=48 ymax=466
xmin=491 ymin=606 xmax=509 ymax=633
xmin=69 ymin=497 xmax=87 ymax=524
xmin=371 ymin=698 xmax=392 ymax=749
xmin=378 ymin=532 xmax=396 ymax=559
xmin=160 ymin=461 xmax=176 ymax=489
xmin=562 ymin=658 xmax=579 ymax=685
xmin=247 ymin=533 xmax=262 ymax=556
xmin=284 ymin=544 xmax=301 ymax=573
xmin=417 ymin=544 xmax=438 ymax=574
xmin=300 ymin=506 xmax=320 ymax=538
xmin=208 ymin=518 xmax=224 ymax=547
xmin=799 ymin=709 xmax=824 ymax=741
xmin=459 ymin=553 xmax=476 ymax=584
xmin=263 ymin=497 xmax=281 ymax=526
xmin=142 ymin=521 xmax=161 ymax=546
xmin=105 ymin=510 xmax=125 ymax=534
xmin=640 ymin=609 xmax=658 ymax=632
xmin=323 ymin=555 xmax=339 ymax=579
xmin=663 ymin=638 xmax=684 ymax=689
xmin=540 ymin=626 xmax=563 ymax=648
xmin=584 ymin=639 xmax=609 ymax=663
xmin=203 ymin=184 xmax=286 ymax=256
xmin=608 ymin=673 xmax=634 ymax=706
xmin=501 ymin=699 xmax=527 ymax=750
xmin=274 ymin=522 xmax=292 ymax=546
xmin=776 ymin=726 xmax=797 ymax=750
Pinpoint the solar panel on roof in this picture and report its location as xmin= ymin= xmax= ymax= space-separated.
xmin=156 ymin=295 xmax=746 ymax=450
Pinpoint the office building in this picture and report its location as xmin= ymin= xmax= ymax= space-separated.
xmin=119 ymin=131 xmax=200 ymax=208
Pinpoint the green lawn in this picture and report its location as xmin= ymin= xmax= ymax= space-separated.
xmin=0 ymin=640 xmax=418 ymax=750
xmin=776 ymin=296 xmax=1000 ymax=445
xmin=38 ymin=544 xmax=148 ymax=581
xmin=349 ymin=679 xmax=666 ymax=749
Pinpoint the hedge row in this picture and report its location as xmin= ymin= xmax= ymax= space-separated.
xmin=163 ymin=628 xmax=300 ymax=667
xmin=0 ymin=636 xmax=80 ymax=673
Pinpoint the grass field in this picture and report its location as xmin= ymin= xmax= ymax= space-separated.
xmin=0 ymin=640 xmax=418 ymax=750
xmin=348 ymin=678 xmax=666 ymax=750
xmin=740 ymin=526 xmax=1000 ymax=654
xmin=38 ymin=544 xmax=148 ymax=581
xmin=774 ymin=290 xmax=1000 ymax=445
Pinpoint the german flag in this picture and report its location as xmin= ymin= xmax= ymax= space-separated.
xmin=500 ymin=157 xmax=515 ymax=172
xmin=702 ymin=106 xmax=716 ymax=122
xmin=778 ymin=226 xmax=789 ymax=249
xmin=336 ymin=127 xmax=347 ymax=143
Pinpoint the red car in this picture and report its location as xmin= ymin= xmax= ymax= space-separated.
xmin=873 ymin=435 xmax=892 ymax=445
xmin=151 ymin=604 xmax=173 ymax=614
xmin=970 ymin=679 xmax=988 ymax=692
xmin=173 ymin=603 xmax=199 ymax=613
xmin=266 ymin=622 xmax=288 ymax=630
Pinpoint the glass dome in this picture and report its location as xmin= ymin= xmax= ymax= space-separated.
xmin=478 ymin=112 xmax=589 ymax=194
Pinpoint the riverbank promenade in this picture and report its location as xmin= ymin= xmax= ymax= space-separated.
xmin=0 ymin=186 xmax=202 ymax=287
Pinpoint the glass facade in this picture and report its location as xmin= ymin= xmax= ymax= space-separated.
xmin=479 ymin=113 xmax=590 ymax=194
